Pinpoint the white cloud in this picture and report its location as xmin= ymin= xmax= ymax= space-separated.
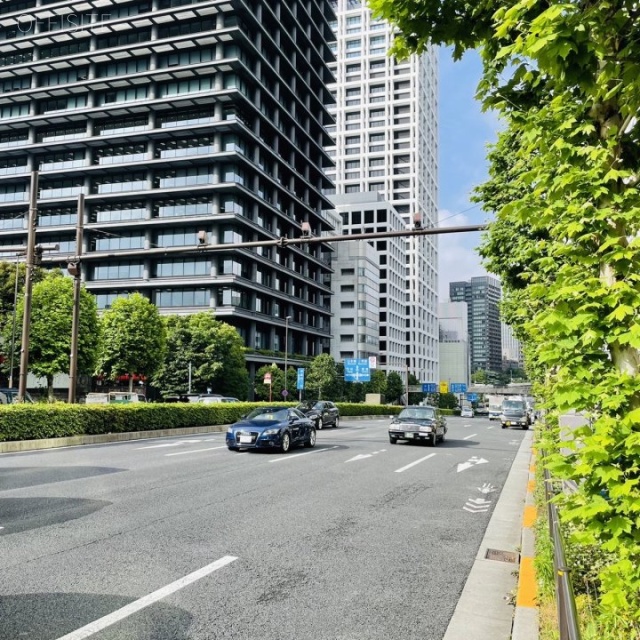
xmin=437 ymin=209 xmax=488 ymax=300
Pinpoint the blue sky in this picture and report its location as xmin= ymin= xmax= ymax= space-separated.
xmin=437 ymin=48 xmax=502 ymax=299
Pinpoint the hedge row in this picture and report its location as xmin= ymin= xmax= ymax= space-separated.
xmin=0 ymin=402 xmax=404 ymax=442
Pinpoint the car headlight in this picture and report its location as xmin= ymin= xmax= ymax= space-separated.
xmin=262 ymin=428 xmax=280 ymax=435
xmin=419 ymin=426 xmax=433 ymax=432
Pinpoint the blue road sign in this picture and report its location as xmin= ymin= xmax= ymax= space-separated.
xmin=422 ymin=383 xmax=438 ymax=393
xmin=296 ymin=368 xmax=305 ymax=390
xmin=344 ymin=358 xmax=371 ymax=383
xmin=466 ymin=393 xmax=478 ymax=402
xmin=450 ymin=383 xmax=468 ymax=394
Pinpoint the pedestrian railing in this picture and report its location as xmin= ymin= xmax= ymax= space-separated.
xmin=543 ymin=458 xmax=582 ymax=640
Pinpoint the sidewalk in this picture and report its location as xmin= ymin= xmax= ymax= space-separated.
xmin=443 ymin=429 xmax=538 ymax=640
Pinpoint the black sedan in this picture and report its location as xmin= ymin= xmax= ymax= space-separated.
xmin=226 ymin=406 xmax=316 ymax=453
xmin=295 ymin=401 xmax=340 ymax=429
xmin=388 ymin=406 xmax=447 ymax=446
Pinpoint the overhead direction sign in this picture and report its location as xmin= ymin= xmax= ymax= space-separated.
xmin=422 ymin=383 xmax=438 ymax=393
xmin=450 ymin=383 xmax=468 ymax=394
xmin=344 ymin=358 xmax=371 ymax=383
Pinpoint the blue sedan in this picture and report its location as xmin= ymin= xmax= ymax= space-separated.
xmin=226 ymin=406 xmax=316 ymax=453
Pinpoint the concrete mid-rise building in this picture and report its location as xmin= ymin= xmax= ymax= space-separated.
xmin=0 ymin=0 xmax=338 ymax=379
xmin=324 ymin=0 xmax=439 ymax=384
xmin=449 ymin=276 xmax=502 ymax=375
xmin=438 ymin=301 xmax=469 ymax=387
xmin=502 ymin=321 xmax=524 ymax=371
xmin=331 ymin=192 xmax=405 ymax=375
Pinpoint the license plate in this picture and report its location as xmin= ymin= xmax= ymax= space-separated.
xmin=239 ymin=435 xmax=252 ymax=444
xmin=405 ymin=432 xmax=414 ymax=438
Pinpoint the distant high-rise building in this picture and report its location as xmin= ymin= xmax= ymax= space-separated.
xmin=438 ymin=301 xmax=469 ymax=387
xmin=502 ymin=322 xmax=524 ymax=371
xmin=331 ymin=192 xmax=406 ymax=375
xmin=0 ymin=0 xmax=338 ymax=382
xmin=449 ymin=276 xmax=502 ymax=375
xmin=325 ymin=0 xmax=439 ymax=383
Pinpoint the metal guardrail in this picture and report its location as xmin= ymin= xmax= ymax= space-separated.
xmin=543 ymin=458 xmax=582 ymax=640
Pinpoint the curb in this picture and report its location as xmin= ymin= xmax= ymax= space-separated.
xmin=443 ymin=429 xmax=534 ymax=640
xmin=512 ymin=448 xmax=539 ymax=640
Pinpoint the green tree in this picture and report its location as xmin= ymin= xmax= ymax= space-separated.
xmin=471 ymin=370 xmax=489 ymax=384
xmin=438 ymin=392 xmax=459 ymax=411
xmin=97 ymin=293 xmax=166 ymax=392
xmin=10 ymin=271 xmax=99 ymax=400
xmin=153 ymin=313 xmax=249 ymax=398
xmin=364 ymin=369 xmax=387 ymax=399
xmin=254 ymin=364 xmax=284 ymax=401
xmin=386 ymin=371 xmax=404 ymax=404
xmin=369 ymin=0 xmax=640 ymax=624
xmin=305 ymin=354 xmax=339 ymax=400
xmin=407 ymin=373 xmax=425 ymax=406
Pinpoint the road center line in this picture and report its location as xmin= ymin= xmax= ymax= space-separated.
xmin=269 ymin=445 xmax=339 ymax=463
xmin=165 ymin=446 xmax=227 ymax=457
xmin=394 ymin=453 xmax=436 ymax=473
xmin=463 ymin=434 xmax=477 ymax=441
xmin=55 ymin=555 xmax=237 ymax=640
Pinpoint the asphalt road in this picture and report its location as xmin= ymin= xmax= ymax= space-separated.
xmin=0 ymin=416 xmax=526 ymax=640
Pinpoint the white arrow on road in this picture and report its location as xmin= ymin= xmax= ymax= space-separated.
xmin=478 ymin=483 xmax=497 ymax=494
xmin=457 ymin=456 xmax=489 ymax=473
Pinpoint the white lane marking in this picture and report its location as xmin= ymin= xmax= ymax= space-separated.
xmin=487 ymin=426 xmax=495 ymax=430
xmin=463 ymin=424 xmax=471 ymax=427
xmin=55 ymin=556 xmax=237 ymax=640
xmin=165 ymin=446 xmax=227 ymax=457
xmin=394 ymin=453 xmax=436 ymax=473
xmin=346 ymin=453 xmax=372 ymax=462
xmin=463 ymin=433 xmax=477 ymax=441
xmin=136 ymin=440 xmax=202 ymax=450
xmin=269 ymin=446 xmax=339 ymax=463
xmin=457 ymin=456 xmax=489 ymax=473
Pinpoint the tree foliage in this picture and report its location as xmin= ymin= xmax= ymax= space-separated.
xmin=370 ymin=0 xmax=640 ymax=628
xmin=11 ymin=271 xmax=99 ymax=399
xmin=305 ymin=353 xmax=339 ymax=400
xmin=386 ymin=371 xmax=404 ymax=404
xmin=153 ymin=313 xmax=249 ymax=399
xmin=97 ymin=293 xmax=166 ymax=391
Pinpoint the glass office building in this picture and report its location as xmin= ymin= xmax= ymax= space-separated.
xmin=0 ymin=0 xmax=337 ymax=373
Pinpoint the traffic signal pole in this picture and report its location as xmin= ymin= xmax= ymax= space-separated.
xmin=68 ymin=194 xmax=85 ymax=403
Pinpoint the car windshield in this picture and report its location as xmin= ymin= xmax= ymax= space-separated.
xmin=296 ymin=402 xmax=314 ymax=411
xmin=398 ymin=407 xmax=435 ymax=420
xmin=503 ymin=401 xmax=525 ymax=410
xmin=245 ymin=407 xmax=290 ymax=423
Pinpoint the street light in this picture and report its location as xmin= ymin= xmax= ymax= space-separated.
xmin=284 ymin=315 xmax=292 ymax=398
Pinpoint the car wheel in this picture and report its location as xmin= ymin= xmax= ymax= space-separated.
xmin=501 ymin=423 xmax=507 ymax=429
xmin=439 ymin=430 xmax=446 ymax=443
xmin=431 ymin=433 xmax=437 ymax=447
xmin=389 ymin=436 xmax=398 ymax=444
xmin=523 ymin=425 xmax=529 ymax=430
xmin=334 ymin=416 xmax=339 ymax=428
xmin=316 ymin=418 xmax=323 ymax=430
xmin=280 ymin=432 xmax=291 ymax=453
xmin=304 ymin=428 xmax=317 ymax=448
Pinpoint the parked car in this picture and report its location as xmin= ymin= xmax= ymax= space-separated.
xmin=500 ymin=399 xmax=530 ymax=429
xmin=388 ymin=406 xmax=447 ymax=447
xmin=226 ymin=406 xmax=316 ymax=452
xmin=295 ymin=400 xmax=340 ymax=429
xmin=460 ymin=406 xmax=474 ymax=418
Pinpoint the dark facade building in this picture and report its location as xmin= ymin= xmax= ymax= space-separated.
xmin=0 ymin=0 xmax=336 ymax=377
xmin=449 ymin=276 xmax=502 ymax=375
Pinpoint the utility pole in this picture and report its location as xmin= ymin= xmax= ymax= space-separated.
xmin=17 ymin=171 xmax=38 ymax=402
xmin=68 ymin=193 xmax=84 ymax=403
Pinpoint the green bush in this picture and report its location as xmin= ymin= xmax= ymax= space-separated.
xmin=0 ymin=401 xmax=403 ymax=441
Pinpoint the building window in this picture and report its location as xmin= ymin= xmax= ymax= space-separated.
xmin=155 ymin=258 xmax=210 ymax=277
xmin=91 ymin=262 xmax=144 ymax=280
xmin=156 ymin=289 xmax=209 ymax=307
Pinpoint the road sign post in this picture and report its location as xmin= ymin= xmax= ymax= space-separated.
xmin=344 ymin=358 xmax=371 ymax=383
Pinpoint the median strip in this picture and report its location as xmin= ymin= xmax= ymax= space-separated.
xmin=394 ymin=453 xmax=436 ymax=473
xmin=55 ymin=555 xmax=237 ymax=640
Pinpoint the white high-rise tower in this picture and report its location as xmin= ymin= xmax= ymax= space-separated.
xmin=325 ymin=0 xmax=439 ymax=383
